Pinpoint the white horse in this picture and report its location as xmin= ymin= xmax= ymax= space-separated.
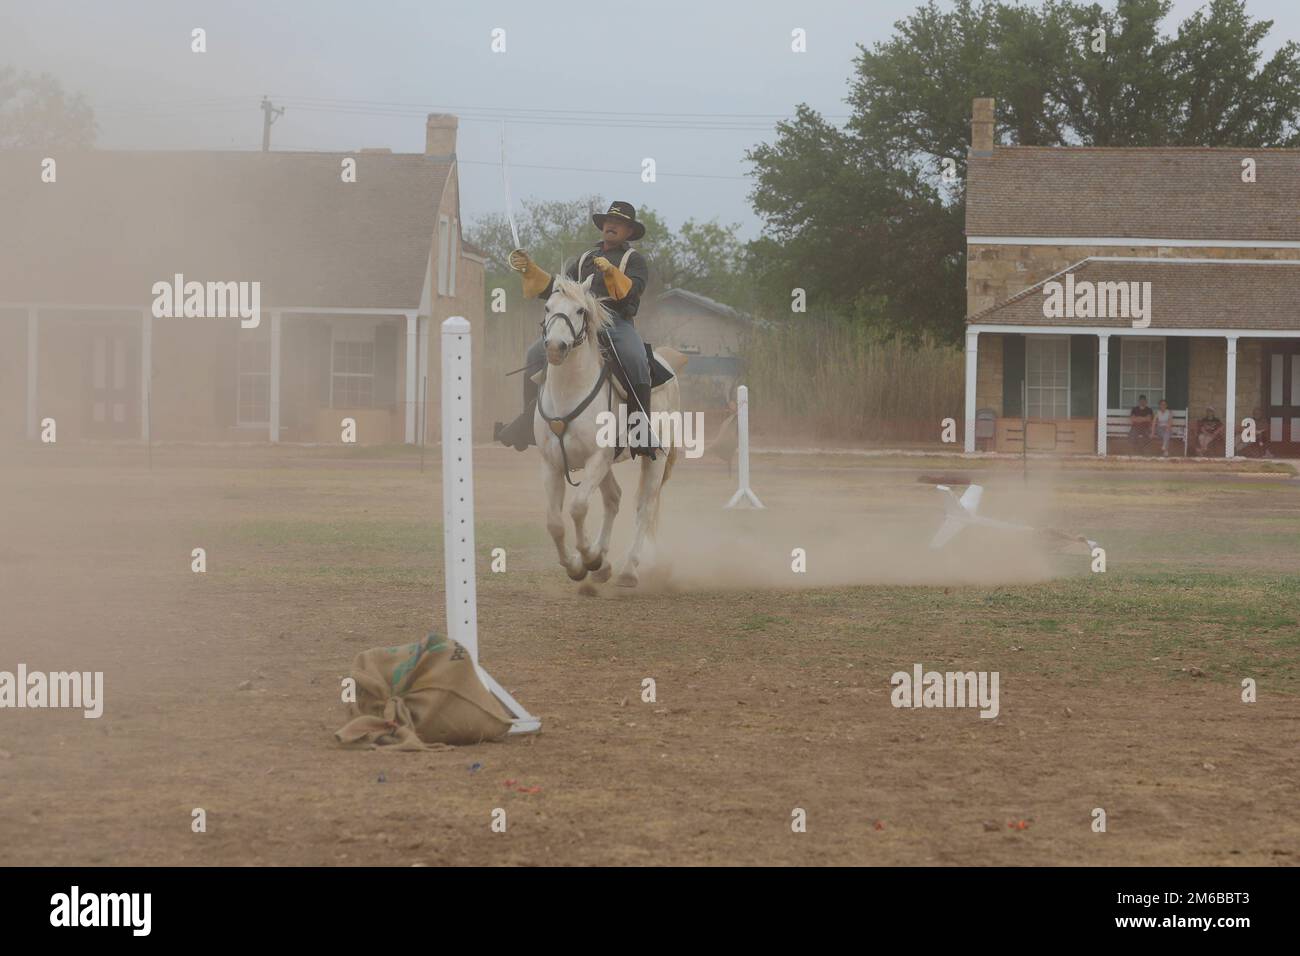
xmin=534 ymin=276 xmax=681 ymax=590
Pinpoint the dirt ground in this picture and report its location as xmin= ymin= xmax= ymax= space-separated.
xmin=0 ymin=443 xmax=1296 ymax=866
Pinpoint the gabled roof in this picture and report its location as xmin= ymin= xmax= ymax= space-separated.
xmin=967 ymin=257 xmax=1300 ymax=330
xmin=0 ymin=150 xmax=452 ymax=309
xmin=652 ymin=287 xmax=752 ymax=323
xmin=966 ymin=147 xmax=1300 ymax=242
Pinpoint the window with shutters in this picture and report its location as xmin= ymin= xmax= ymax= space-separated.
xmin=1025 ymin=336 xmax=1070 ymax=419
xmin=437 ymin=216 xmax=450 ymax=296
xmin=1120 ymin=337 xmax=1165 ymax=409
xmin=448 ymin=219 xmax=458 ymax=298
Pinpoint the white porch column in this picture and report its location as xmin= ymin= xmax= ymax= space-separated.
xmin=140 ymin=309 xmax=152 ymax=441
xmin=26 ymin=307 xmax=38 ymax=440
xmin=1225 ymin=335 xmax=1238 ymax=459
xmin=963 ymin=329 xmax=978 ymax=452
xmin=417 ymin=315 xmax=429 ymax=445
xmin=1096 ymin=333 xmax=1110 ymax=456
xmin=404 ymin=311 xmax=418 ymax=444
xmin=269 ymin=311 xmax=282 ymax=443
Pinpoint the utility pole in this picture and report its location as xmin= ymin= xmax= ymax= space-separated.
xmin=260 ymin=96 xmax=285 ymax=152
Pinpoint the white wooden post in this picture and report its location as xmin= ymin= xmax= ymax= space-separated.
xmin=140 ymin=309 xmax=152 ymax=442
xmin=404 ymin=312 xmax=418 ymax=444
xmin=26 ymin=307 xmax=38 ymax=440
xmin=269 ymin=311 xmax=282 ymax=443
xmin=724 ymin=384 xmax=764 ymax=509
xmin=1225 ymin=335 xmax=1238 ymax=459
xmin=1096 ymin=333 xmax=1110 ymax=456
xmin=441 ymin=316 xmax=539 ymax=734
xmin=964 ymin=329 xmax=978 ymax=452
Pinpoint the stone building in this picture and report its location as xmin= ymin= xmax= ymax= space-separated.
xmin=1 ymin=114 xmax=485 ymax=445
xmin=963 ymin=97 xmax=1300 ymax=456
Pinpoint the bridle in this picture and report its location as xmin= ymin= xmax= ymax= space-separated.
xmin=537 ymin=299 xmax=612 ymax=487
xmin=540 ymin=307 xmax=589 ymax=349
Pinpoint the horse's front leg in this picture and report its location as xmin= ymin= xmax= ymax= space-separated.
xmin=542 ymin=458 xmax=586 ymax=581
xmin=571 ymin=449 xmax=613 ymax=572
xmin=588 ymin=469 xmax=621 ymax=583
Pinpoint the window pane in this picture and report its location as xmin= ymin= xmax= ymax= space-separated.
xmin=1121 ymin=339 xmax=1165 ymax=408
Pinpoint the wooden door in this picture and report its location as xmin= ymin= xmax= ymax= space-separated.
xmin=1264 ymin=342 xmax=1300 ymax=455
xmin=83 ymin=326 xmax=137 ymax=438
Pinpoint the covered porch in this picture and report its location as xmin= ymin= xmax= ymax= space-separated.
xmin=962 ymin=258 xmax=1300 ymax=458
xmin=5 ymin=303 xmax=434 ymax=445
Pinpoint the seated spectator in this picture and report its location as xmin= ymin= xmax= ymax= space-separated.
xmin=1194 ymin=406 xmax=1224 ymax=456
xmin=1129 ymin=394 xmax=1155 ymax=454
xmin=1154 ymin=399 xmax=1173 ymax=457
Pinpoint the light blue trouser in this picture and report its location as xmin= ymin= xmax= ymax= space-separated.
xmin=524 ymin=315 xmax=650 ymax=398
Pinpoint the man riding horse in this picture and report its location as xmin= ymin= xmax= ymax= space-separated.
xmin=495 ymin=200 xmax=658 ymax=459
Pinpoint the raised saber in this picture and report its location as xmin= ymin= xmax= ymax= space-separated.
xmin=500 ymin=121 xmax=521 ymax=251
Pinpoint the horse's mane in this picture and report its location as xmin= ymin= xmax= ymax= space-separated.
xmin=552 ymin=276 xmax=614 ymax=338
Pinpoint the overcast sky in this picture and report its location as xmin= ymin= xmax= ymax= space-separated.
xmin=2 ymin=0 xmax=1297 ymax=239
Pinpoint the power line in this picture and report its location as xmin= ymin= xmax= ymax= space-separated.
xmin=457 ymin=158 xmax=751 ymax=181
xmin=87 ymin=93 xmax=846 ymax=129
xmin=274 ymin=93 xmax=850 ymax=120
xmin=234 ymin=146 xmax=754 ymax=181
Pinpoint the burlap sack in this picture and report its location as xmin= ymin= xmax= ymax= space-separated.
xmin=334 ymin=633 xmax=513 ymax=749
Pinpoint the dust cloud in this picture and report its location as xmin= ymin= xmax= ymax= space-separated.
xmin=643 ymin=471 xmax=1073 ymax=591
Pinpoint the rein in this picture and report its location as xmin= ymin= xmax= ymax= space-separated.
xmin=537 ymin=291 xmax=615 ymax=487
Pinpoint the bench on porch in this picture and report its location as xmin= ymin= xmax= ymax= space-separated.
xmin=994 ymin=417 xmax=1093 ymax=453
xmin=1106 ymin=408 xmax=1188 ymax=456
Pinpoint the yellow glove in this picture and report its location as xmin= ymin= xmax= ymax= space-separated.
xmin=591 ymin=255 xmax=633 ymax=300
xmin=510 ymin=249 xmax=551 ymax=299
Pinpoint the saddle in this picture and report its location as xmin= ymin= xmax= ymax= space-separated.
xmin=530 ymin=341 xmax=687 ymax=396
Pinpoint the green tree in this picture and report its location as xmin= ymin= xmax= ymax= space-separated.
xmin=746 ymin=0 xmax=1300 ymax=344
xmin=0 ymin=67 xmax=96 ymax=148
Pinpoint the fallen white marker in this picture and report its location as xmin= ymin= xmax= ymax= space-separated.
xmin=442 ymin=317 xmax=540 ymax=735
xmin=929 ymin=484 xmax=1098 ymax=555
xmin=724 ymin=385 xmax=764 ymax=509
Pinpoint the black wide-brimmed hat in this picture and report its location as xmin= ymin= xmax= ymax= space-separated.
xmin=592 ymin=200 xmax=646 ymax=241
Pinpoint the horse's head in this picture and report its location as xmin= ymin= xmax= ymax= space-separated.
xmin=542 ymin=275 xmax=611 ymax=365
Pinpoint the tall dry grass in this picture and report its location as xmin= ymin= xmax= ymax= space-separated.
xmin=740 ymin=317 xmax=963 ymax=444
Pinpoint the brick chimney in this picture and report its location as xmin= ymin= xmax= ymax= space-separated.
xmin=970 ymin=97 xmax=994 ymax=157
xmin=425 ymin=113 xmax=458 ymax=158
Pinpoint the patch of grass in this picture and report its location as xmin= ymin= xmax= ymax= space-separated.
xmin=740 ymin=614 xmax=790 ymax=632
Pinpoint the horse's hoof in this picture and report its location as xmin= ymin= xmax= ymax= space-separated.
xmin=591 ymin=560 xmax=612 ymax=583
xmin=566 ymin=564 xmax=589 ymax=581
xmin=578 ymin=581 xmax=599 ymax=597
xmin=583 ymin=553 xmax=603 ymax=572
xmin=615 ymin=571 xmax=638 ymax=588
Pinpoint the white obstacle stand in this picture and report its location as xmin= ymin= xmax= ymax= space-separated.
xmin=441 ymin=317 xmax=540 ymax=735
xmin=724 ymin=384 xmax=764 ymax=509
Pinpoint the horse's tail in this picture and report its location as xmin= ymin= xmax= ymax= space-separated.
xmin=649 ymin=444 xmax=678 ymax=540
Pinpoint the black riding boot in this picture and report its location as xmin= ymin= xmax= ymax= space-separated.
xmin=494 ymin=374 xmax=539 ymax=451
xmin=627 ymin=382 xmax=660 ymax=461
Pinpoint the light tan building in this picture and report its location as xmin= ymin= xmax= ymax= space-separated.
xmin=636 ymin=288 xmax=750 ymax=408
xmin=0 ymin=114 xmax=486 ymax=445
xmin=964 ymin=97 xmax=1300 ymax=457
